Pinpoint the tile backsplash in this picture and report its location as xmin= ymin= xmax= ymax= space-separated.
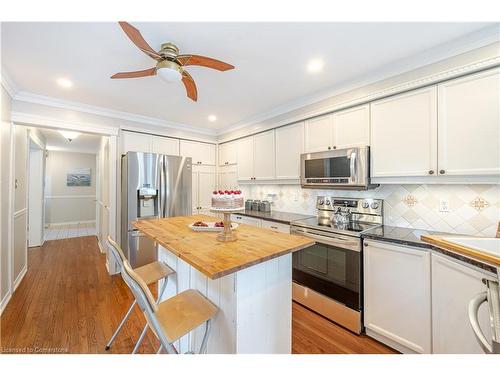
xmin=241 ymin=184 xmax=500 ymax=237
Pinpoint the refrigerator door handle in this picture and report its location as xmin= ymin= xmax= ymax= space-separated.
xmin=468 ymin=291 xmax=492 ymax=353
xmin=159 ymin=156 xmax=166 ymax=218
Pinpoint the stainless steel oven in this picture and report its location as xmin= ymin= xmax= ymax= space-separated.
xmin=300 ymin=146 xmax=377 ymax=190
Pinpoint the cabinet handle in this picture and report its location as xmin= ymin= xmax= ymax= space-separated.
xmin=428 ymin=170 xmax=434 ymax=175
xmin=439 ymin=170 xmax=445 ymax=175
xmin=327 ymin=146 xmax=331 ymax=150
xmin=270 ymin=226 xmax=278 ymax=230
xmin=333 ymin=146 xmax=337 ymax=150
xmin=364 ymin=243 xmax=368 ymax=247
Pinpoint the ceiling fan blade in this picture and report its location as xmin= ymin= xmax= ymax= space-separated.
xmin=110 ymin=67 xmax=157 ymax=79
xmin=176 ymin=54 xmax=234 ymax=71
xmin=118 ymin=22 xmax=161 ymax=60
xmin=181 ymin=71 xmax=198 ymax=101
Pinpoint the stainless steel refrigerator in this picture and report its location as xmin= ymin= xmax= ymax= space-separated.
xmin=121 ymin=152 xmax=192 ymax=268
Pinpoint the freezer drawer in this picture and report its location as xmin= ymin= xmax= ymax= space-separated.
xmin=128 ymin=230 xmax=157 ymax=268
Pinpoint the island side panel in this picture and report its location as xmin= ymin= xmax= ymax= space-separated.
xmin=235 ymin=253 xmax=292 ymax=354
xmin=158 ymin=245 xmax=237 ymax=354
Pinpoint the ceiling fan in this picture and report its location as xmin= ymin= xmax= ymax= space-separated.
xmin=111 ymin=22 xmax=235 ymax=102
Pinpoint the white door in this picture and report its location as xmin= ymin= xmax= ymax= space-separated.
xmin=431 ymin=253 xmax=493 ymax=353
xmin=437 ymin=68 xmax=500 ymax=176
xmin=370 ymin=86 xmax=438 ymax=177
xmin=180 ymin=140 xmax=216 ymax=166
xmin=275 ymin=122 xmax=304 ymax=179
xmin=332 ymin=104 xmax=370 ymax=148
xmin=236 ymin=136 xmax=254 ymax=181
xmin=304 ymin=114 xmax=333 ymax=153
xmin=151 ymin=136 xmax=179 ymax=156
xmin=121 ymin=131 xmax=152 ymax=153
xmin=253 ymin=130 xmax=275 ymax=180
xmin=28 ymin=147 xmax=44 ymax=247
xmin=197 ymin=167 xmax=217 ymax=211
xmin=218 ymin=165 xmax=238 ymax=190
xmin=218 ymin=141 xmax=237 ymax=166
xmin=364 ymin=240 xmax=432 ymax=353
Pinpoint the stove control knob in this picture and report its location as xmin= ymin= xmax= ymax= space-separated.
xmin=325 ymin=199 xmax=331 ymax=205
xmin=370 ymin=202 xmax=380 ymax=210
xmin=362 ymin=201 xmax=370 ymax=209
xmin=318 ymin=199 xmax=325 ymax=205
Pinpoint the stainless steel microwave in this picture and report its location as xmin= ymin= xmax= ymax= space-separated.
xmin=300 ymin=146 xmax=378 ymax=190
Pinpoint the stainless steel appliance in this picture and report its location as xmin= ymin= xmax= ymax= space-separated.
xmin=121 ymin=152 xmax=191 ymax=268
xmin=300 ymin=146 xmax=378 ymax=190
xmin=468 ymin=278 xmax=500 ymax=353
xmin=290 ymin=196 xmax=383 ymax=334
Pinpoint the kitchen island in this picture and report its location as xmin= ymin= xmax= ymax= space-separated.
xmin=133 ymin=214 xmax=314 ymax=354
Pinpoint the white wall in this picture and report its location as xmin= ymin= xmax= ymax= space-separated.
xmin=44 ymin=150 xmax=97 ymax=225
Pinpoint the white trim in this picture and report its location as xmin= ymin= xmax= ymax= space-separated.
xmin=45 ymin=147 xmax=98 ymax=155
xmin=11 ymin=112 xmax=119 ymax=136
xmin=13 ymin=91 xmax=217 ymax=136
xmin=28 ymin=129 xmax=45 ymax=151
xmin=45 ymin=195 xmax=96 ymax=200
xmin=13 ymin=208 xmax=28 ymax=219
xmin=97 ymin=239 xmax=105 ymax=254
xmin=12 ymin=264 xmax=27 ymax=292
xmin=47 ymin=219 xmax=96 ymax=226
xmin=0 ymin=70 xmax=19 ymax=98
xmin=0 ymin=291 xmax=12 ymax=315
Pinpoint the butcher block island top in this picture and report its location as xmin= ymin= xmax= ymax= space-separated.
xmin=133 ymin=214 xmax=315 ymax=280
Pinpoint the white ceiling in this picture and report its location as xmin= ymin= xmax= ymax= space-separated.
xmin=36 ymin=127 xmax=102 ymax=154
xmin=2 ymin=22 xmax=494 ymax=131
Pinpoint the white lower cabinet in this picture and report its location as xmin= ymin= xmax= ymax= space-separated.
xmin=192 ymin=165 xmax=216 ymax=214
xmin=260 ymin=220 xmax=289 ymax=233
xmin=230 ymin=215 xmax=290 ymax=234
xmin=231 ymin=214 xmax=262 ymax=227
xmin=431 ymin=253 xmax=493 ymax=353
xmin=363 ymin=240 xmax=432 ymax=353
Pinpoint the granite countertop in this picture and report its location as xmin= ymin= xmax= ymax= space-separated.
xmin=361 ymin=225 xmax=497 ymax=274
xmin=236 ymin=210 xmax=315 ymax=225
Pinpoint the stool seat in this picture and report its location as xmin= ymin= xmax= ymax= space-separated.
xmin=134 ymin=261 xmax=175 ymax=286
xmin=155 ymin=289 xmax=218 ymax=344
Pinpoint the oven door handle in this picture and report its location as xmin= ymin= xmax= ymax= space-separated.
xmin=350 ymin=151 xmax=357 ymax=183
xmin=291 ymin=227 xmax=360 ymax=251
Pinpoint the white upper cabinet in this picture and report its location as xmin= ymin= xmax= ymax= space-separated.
xmin=218 ymin=141 xmax=238 ymax=166
xmin=370 ymin=86 xmax=438 ymax=177
xmin=431 ymin=253 xmax=493 ymax=354
xmin=304 ymin=114 xmax=333 ymax=153
xmin=236 ymin=136 xmax=254 ymax=181
xmin=253 ymin=130 xmax=275 ymax=180
xmin=122 ymin=131 xmax=152 ymax=153
xmin=151 ymin=136 xmax=179 ymax=156
xmin=437 ymin=68 xmax=500 ymax=176
xmin=275 ymin=122 xmax=304 ymax=179
xmin=218 ymin=165 xmax=238 ymax=190
xmin=332 ymin=104 xmax=370 ymax=149
xmin=180 ymin=140 xmax=216 ymax=166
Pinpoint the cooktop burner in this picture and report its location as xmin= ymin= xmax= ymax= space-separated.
xmin=291 ymin=216 xmax=380 ymax=237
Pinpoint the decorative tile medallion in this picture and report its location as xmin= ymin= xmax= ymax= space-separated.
xmin=470 ymin=196 xmax=489 ymax=211
xmin=403 ymin=194 xmax=418 ymax=207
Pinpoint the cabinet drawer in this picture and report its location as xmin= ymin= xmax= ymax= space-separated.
xmin=231 ymin=214 xmax=261 ymax=227
xmin=260 ymin=220 xmax=290 ymax=233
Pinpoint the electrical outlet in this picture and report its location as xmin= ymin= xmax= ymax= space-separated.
xmin=293 ymin=192 xmax=299 ymax=202
xmin=439 ymin=199 xmax=450 ymax=213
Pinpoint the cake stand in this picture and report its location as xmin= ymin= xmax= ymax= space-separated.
xmin=210 ymin=207 xmax=245 ymax=242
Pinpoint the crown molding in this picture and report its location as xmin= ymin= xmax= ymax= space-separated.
xmin=218 ymin=24 xmax=500 ymax=137
xmin=0 ymin=69 xmax=19 ymax=98
xmin=12 ymin=91 xmax=217 ymax=136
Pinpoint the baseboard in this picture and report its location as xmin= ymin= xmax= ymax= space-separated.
xmin=0 ymin=291 xmax=12 ymax=315
xmin=13 ymin=265 xmax=28 ymax=292
xmin=97 ymin=238 xmax=105 ymax=254
xmin=46 ymin=220 xmax=96 ymax=227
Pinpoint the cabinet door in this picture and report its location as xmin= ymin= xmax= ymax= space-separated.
xmin=275 ymin=122 xmax=304 ymax=179
xmin=218 ymin=165 xmax=238 ymax=190
xmin=304 ymin=114 xmax=333 ymax=153
xmin=431 ymin=253 xmax=492 ymax=353
xmin=370 ymin=86 xmax=437 ymax=177
xmin=180 ymin=140 xmax=216 ymax=165
xmin=151 ymin=136 xmax=179 ymax=156
xmin=197 ymin=167 xmax=217 ymax=210
xmin=218 ymin=141 xmax=237 ymax=166
xmin=231 ymin=214 xmax=261 ymax=227
xmin=122 ymin=131 xmax=152 ymax=153
xmin=364 ymin=240 xmax=431 ymax=353
xmin=236 ymin=136 xmax=254 ymax=181
xmin=260 ymin=220 xmax=289 ymax=233
xmin=253 ymin=130 xmax=275 ymax=180
xmin=437 ymin=68 xmax=500 ymax=176
xmin=332 ymin=104 xmax=370 ymax=148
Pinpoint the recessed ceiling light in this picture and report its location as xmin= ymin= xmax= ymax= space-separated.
xmin=208 ymin=115 xmax=217 ymax=122
xmin=58 ymin=130 xmax=80 ymax=142
xmin=57 ymin=78 xmax=73 ymax=88
xmin=307 ymin=59 xmax=324 ymax=73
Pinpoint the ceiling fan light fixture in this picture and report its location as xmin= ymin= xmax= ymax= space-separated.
xmin=156 ymin=60 xmax=182 ymax=83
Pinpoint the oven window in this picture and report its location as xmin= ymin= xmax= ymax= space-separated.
xmin=304 ymin=157 xmax=351 ymax=178
xmin=292 ymin=242 xmax=360 ymax=310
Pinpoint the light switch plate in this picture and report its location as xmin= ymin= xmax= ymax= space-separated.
xmin=439 ymin=199 xmax=450 ymax=213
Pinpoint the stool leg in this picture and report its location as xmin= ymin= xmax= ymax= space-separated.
xmin=157 ymin=345 xmax=163 ymax=354
xmin=105 ymin=300 xmax=137 ymax=350
xmin=132 ymin=277 xmax=169 ymax=354
xmin=198 ymin=320 xmax=211 ymax=354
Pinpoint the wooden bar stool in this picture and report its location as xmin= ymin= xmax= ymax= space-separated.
xmin=118 ymin=248 xmax=219 ymax=354
xmin=106 ymin=236 xmax=175 ymax=353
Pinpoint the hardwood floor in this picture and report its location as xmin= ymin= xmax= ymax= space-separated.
xmin=1 ymin=236 xmax=397 ymax=354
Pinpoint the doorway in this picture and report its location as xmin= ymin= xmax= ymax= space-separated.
xmin=28 ymin=137 xmax=45 ymax=247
